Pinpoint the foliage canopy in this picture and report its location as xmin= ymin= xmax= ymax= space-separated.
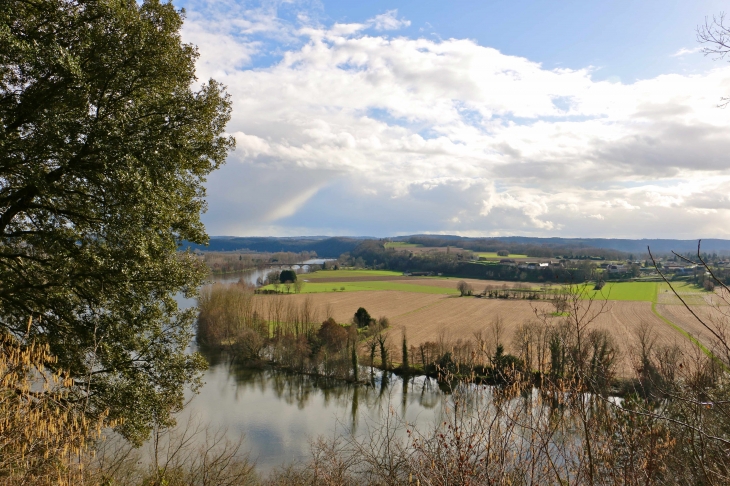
xmin=354 ymin=307 xmax=372 ymax=328
xmin=279 ymin=269 xmax=297 ymax=283
xmin=0 ymin=0 xmax=233 ymax=443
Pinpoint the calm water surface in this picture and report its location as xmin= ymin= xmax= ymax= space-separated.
xmin=181 ymin=353 xmax=447 ymax=472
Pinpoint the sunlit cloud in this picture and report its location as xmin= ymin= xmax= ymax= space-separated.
xmin=183 ymin=2 xmax=730 ymax=238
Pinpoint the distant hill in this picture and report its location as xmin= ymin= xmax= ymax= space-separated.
xmin=182 ymin=236 xmax=365 ymax=258
xmin=394 ymin=236 xmax=730 ymax=255
xmin=495 ymin=237 xmax=730 ymax=255
xmin=185 ymin=235 xmax=730 ymax=259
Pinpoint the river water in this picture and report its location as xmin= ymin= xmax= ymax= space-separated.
xmin=176 ymin=263 xmax=451 ymax=473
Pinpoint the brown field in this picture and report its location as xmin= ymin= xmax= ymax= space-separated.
xmin=391 ymin=299 xmax=680 ymax=344
xmin=655 ymin=303 xmax=730 ymax=350
xmin=253 ymin=290 xmax=447 ymax=324
xmin=253 ymin=289 xmax=706 ymax=375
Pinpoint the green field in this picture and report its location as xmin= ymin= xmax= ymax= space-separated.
xmin=384 ymin=242 xmax=422 ymax=249
xmin=305 ymin=269 xmax=404 ymax=279
xmin=579 ymin=281 xmax=705 ymax=302
xmin=263 ymin=281 xmax=458 ymax=295
xmin=658 ymin=281 xmax=704 ymax=293
xmin=477 ymin=252 xmax=529 ymax=259
xmin=580 ymin=282 xmax=659 ymax=302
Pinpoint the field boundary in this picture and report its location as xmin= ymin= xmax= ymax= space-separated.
xmin=651 ymin=302 xmax=714 ymax=359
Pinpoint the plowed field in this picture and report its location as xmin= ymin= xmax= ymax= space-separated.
xmin=391 ymin=299 xmax=680 ymax=346
xmin=253 ymin=291 xmax=448 ymax=323
xmin=655 ymin=303 xmax=729 ymax=350
xmin=254 ymin=290 xmax=695 ymax=368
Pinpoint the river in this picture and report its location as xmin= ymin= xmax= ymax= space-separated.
xmin=175 ymin=262 xmax=451 ymax=473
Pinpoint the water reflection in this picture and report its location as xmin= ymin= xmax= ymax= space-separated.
xmin=181 ymin=347 xmax=446 ymax=472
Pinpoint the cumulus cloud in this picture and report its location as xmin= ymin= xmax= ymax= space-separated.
xmin=368 ymin=10 xmax=411 ymax=31
xmin=182 ymin=3 xmax=730 ymax=238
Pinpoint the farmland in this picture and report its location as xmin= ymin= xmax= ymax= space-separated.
xmin=269 ymin=281 xmax=459 ymax=295
xmin=252 ymin=290 xmax=696 ymax=376
xmin=580 ymin=282 xmax=659 ymax=302
xmin=477 ymin=252 xmax=529 ymax=259
xmin=384 ymin=242 xmax=422 ymax=249
xmin=256 ymin=269 xmax=721 ymax=366
xmin=305 ymin=269 xmax=404 ymax=279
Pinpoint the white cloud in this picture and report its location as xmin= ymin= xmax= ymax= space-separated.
xmin=672 ymin=46 xmax=702 ymax=57
xmin=368 ymin=10 xmax=411 ymax=31
xmin=183 ymin=6 xmax=730 ymax=238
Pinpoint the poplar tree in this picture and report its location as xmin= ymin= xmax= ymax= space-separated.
xmin=402 ymin=332 xmax=409 ymax=372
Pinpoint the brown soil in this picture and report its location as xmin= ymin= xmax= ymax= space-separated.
xmin=655 ymin=303 xmax=730 ymax=351
xmin=253 ymin=291 xmax=448 ymax=324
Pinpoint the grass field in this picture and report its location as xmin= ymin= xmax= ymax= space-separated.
xmin=264 ymin=281 xmax=459 ymax=295
xmin=305 ymin=269 xmax=404 ymax=279
xmin=580 ymin=282 xmax=659 ymax=302
xmin=477 ymin=252 xmax=529 ymax=259
xmin=578 ymin=281 xmax=707 ymax=304
xmin=658 ymin=281 xmax=704 ymax=293
xmin=657 ymin=281 xmax=708 ymax=305
xmin=384 ymin=242 xmax=422 ymax=249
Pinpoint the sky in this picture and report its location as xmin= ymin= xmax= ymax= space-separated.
xmin=175 ymin=0 xmax=730 ymax=238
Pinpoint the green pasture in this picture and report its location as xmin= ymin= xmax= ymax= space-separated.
xmin=575 ymin=281 xmax=703 ymax=302
xmin=658 ymin=281 xmax=704 ymax=294
xmin=263 ymin=281 xmax=458 ymax=295
xmin=477 ymin=252 xmax=529 ymax=259
xmin=305 ymin=269 xmax=404 ymax=279
xmin=384 ymin=242 xmax=422 ymax=249
xmin=579 ymin=282 xmax=658 ymax=302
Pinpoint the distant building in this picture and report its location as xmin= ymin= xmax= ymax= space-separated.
xmin=606 ymin=264 xmax=626 ymax=274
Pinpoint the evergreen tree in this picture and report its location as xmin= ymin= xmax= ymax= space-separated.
xmin=0 ymin=0 xmax=233 ymax=444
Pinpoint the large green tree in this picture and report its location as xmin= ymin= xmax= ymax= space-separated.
xmin=0 ymin=0 xmax=233 ymax=444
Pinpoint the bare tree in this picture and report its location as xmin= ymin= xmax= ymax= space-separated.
xmin=698 ymin=13 xmax=730 ymax=106
xmin=457 ymin=280 xmax=473 ymax=296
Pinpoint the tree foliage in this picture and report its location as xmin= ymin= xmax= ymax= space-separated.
xmin=0 ymin=0 xmax=233 ymax=444
xmin=279 ymin=269 xmax=297 ymax=283
xmin=354 ymin=307 xmax=372 ymax=328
